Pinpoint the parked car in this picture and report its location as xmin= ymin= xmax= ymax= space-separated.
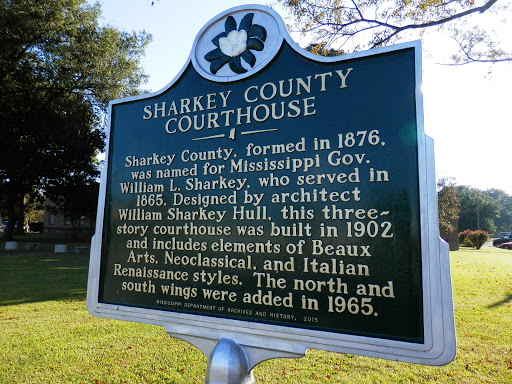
xmin=498 ymin=241 xmax=512 ymax=250
xmin=493 ymin=232 xmax=512 ymax=247
xmin=1 ymin=221 xmax=20 ymax=231
xmin=29 ymin=222 xmax=44 ymax=232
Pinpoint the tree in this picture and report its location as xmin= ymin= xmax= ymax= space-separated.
xmin=486 ymin=188 xmax=512 ymax=232
xmin=437 ymin=177 xmax=460 ymax=235
xmin=276 ymin=0 xmax=511 ymax=64
xmin=456 ymin=185 xmax=499 ymax=233
xmin=0 ymin=0 xmax=151 ymax=240
xmin=305 ymin=42 xmax=344 ymax=57
xmin=23 ymin=191 xmax=45 ymax=233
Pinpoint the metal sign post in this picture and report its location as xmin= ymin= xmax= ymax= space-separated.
xmin=87 ymin=5 xmax=456 ymax=381
xmin=206 ymin=339 xmax=253 ymax=384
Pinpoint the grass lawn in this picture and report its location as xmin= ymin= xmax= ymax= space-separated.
xmin=0 ymin=236 xmax=511 ymax=383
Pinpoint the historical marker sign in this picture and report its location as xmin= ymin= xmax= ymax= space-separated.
xmin=88 ymin=5 xmax=456 ymax=366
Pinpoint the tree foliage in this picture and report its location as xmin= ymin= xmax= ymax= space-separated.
xmin=437 ymin=177 xmax=460 ymax=235
xmin=305 ymin=42 xmax=345 ymax=56
xmin=456 ymin=185 xmax=499 ymax=233
xmin=276 ymin=0 xmax=511 ymax=64
xmin=0 ymin=0 xmax=151 ymax=239
xmin=20 ymin=192 xmax=45 ymax=232
xmin=486 ymin=188 xmax=512 ymax=232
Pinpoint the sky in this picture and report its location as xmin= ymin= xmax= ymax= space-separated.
xmin=93 ymin=0 xmax=512 ymax=195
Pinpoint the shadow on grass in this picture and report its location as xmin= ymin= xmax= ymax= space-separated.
xmin=487 ymin=292 xmax=512 ymax=308
xmin=0 ymin=252 xmax=89 ymax=306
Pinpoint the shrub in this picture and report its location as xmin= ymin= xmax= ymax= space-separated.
xmin=467 ymin=230 xmax=489 ymax=249
xmin=459 ymin=229 xmax=490 ymax=249
xmin=458 ymin=229 xmax=473 ymax=245
xmin=462 ymin=238 xmax=473 ymax=247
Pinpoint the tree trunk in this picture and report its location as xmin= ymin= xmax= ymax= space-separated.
xmin=2 ymin=194 xmax=17 ymax=241
xmin=14 ymin=197 xmax=26 ymax=235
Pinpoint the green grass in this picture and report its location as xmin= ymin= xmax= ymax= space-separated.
xmin=1 ymin=238 xmax=511 ymax=383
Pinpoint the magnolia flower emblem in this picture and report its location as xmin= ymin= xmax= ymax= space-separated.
xmin=204 ymin=13 xmax=267 ymax=75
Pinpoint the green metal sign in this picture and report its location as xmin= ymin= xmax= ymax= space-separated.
xmin=88 ymin=5 xmax=455 ymax=366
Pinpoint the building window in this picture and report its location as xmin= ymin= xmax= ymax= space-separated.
xmin=64 ymin=217 xmax=71 ymax=225
xmin=49 ymin=215 xmax=55 ymax=225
